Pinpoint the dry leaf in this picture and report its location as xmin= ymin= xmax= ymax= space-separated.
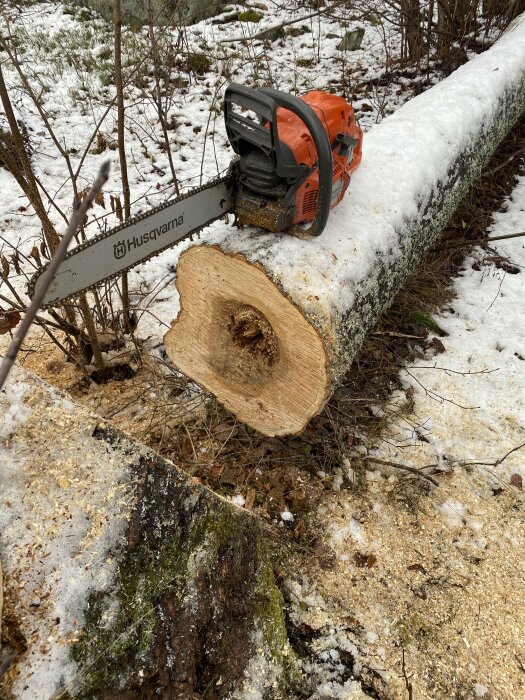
xmin=31 ymin=246 xmax=42 ymax=267
xmin=354 ymin=551 xmax=377 ymax=568
xmin=0 ymin=308 xmax=21 ymax=335
xmin=11 ymin=251 xmax=21 ymax=275
xmin=1 ymin=254 xmax=9 ymax=279
xmin=428 ymin=336 xmax=446 ymax=354
xmin=245 ymin=488 xmax=256 ymax=510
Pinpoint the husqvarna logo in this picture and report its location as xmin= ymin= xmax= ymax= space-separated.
xmin=112 ymin=214 xmax=184 ymax=260
xmin=114 ymin=240 xmax=126 ymax=259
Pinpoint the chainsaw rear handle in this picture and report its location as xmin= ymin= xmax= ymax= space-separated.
xmin=224 ymin=83 xmax=333 ymax=237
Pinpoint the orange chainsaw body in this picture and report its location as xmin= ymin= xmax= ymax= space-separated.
xmin=275 ymin=91 xmax=363 ymax=225
xmin=225 ymin=84 xmax=363 ymax=237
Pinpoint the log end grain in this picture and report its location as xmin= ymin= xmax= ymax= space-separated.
xmin=164 ymin=246 xmax=328 ymax=436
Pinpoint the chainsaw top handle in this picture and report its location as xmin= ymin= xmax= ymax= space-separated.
xmin=224 ymin=83 xmax=333 ymax=238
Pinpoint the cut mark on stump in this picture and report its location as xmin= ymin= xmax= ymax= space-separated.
xmin=225 ymin=302 xmax=279 ymax=366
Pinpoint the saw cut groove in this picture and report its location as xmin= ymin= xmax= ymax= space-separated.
xmin=164 ymin=246 xmax=328 ymax=436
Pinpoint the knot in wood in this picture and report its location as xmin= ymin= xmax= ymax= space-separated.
xmin=225 ymin=303 xmax=279 ymax=366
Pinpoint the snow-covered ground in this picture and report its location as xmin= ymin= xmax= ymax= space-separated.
xmin=0 ymin=0 xmax=411 ymax=331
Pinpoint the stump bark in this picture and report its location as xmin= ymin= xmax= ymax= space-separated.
xmin=0 ymin=368 xmax=300 ymax=698
xmin=164 ymin=14 xmax=525 ymax=436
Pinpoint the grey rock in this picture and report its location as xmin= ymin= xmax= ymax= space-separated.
xmin=337 ymin=27 xmax=365 ymax=51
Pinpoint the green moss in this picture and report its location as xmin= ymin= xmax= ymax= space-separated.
xmin=239 ymin=10 xmax=264 ymax=22
xmin=285 ymin=25 xmax=310 ymax=37
xmin=404 ymin=309 xmax=447 ymax=336
xmin=253 ymin=539 xmax=304 ymax=694
xmin=296 ymin=58 xmax=314 ymax=68
xmin=395 ymin=612 xmax=435 ymax=649
xmin=69 ymin=446 xmax=300 ymax=697
xmin=72 ymin=513 xmax=200 ymax=690
xmin=186 ymin=51 xmax=212 ymax=75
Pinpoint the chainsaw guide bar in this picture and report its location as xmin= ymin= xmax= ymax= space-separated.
xmin=28 ymin=173 xmax=234 ymax=308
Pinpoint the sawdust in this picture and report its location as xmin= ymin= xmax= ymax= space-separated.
xmin=0 ymin=367 xmax=135 ymax=695
xmin=287 ymin=439 xmax=525 ymax=699
xmin=2 ymin=333 xmax=525 ymax=698
xmin=0 ymin=327 xmax=206 ymax=443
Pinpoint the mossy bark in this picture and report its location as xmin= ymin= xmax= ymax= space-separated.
xmin=68 ymin=426 xmax=301 ymax=699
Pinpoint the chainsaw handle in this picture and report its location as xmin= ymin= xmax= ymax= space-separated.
xmin=224 ymin=83 xmax=333 ymax=238
xmin=259 ymin=87 xmax=333 ymax=238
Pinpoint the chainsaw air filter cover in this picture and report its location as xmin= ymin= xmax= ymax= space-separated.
xmin=224 ymin=83 xmax=363 ymax=237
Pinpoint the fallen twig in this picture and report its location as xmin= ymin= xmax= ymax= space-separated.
xmin=440 ymin=230 xmax=525 ymax=250
xmin=219 ymin=0 xmax=347 ymax=44
xmin=365 ymin=456 xmax=440 ymax=486
xmin=406 ymin=364 xmax=499 ymax=376
xmin=459 ymin=442 xmax=525 ymax=469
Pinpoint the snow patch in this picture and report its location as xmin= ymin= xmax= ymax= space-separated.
xmin=439 ymin=499 xmax=466 ymax=527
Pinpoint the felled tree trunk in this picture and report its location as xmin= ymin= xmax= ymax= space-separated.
xmin=73 ymin=428 xmax=301 ymax=699
xmin=164 ymin=15 xmax=525 ymax=437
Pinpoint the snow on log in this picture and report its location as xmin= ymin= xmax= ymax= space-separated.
xmin=164 ymin=14 xmax=525 ymax=436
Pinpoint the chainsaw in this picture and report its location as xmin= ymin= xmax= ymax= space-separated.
xmin=29 ymin=83 xmax=363 ymax=307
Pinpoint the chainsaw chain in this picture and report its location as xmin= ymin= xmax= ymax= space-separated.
xmin=27 ymin=172 xmax=234 ymax=308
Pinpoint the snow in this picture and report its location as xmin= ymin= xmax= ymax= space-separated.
xmin=0 ymin=378 xmax=31 ymax=439
xmin=210 ymin=15 xmax=525 ymax=326
xmin=286 ymin=161 xmax=525 ymax=699
xmin=396 ymin=169 xmax=525 ymax=480
xmin=0 ymin=0 xmax=403 ymax=332
xmin=0 ymin=366 xmax=134 ymax=698
xmin=439 ymin=499 xmax=466 ymax=527
xmin=330 ymin=514 xmax=366 ymax=556
xmin=232 ymin=627 xmax=286 ymax=700
xmin=474 ymin=683 xmax=489 ymax=697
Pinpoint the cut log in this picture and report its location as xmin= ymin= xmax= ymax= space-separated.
xmin=166 ymin=248 xmax=328 ymax=435
xmin=164 ymin=14 xmax=525 ymax=436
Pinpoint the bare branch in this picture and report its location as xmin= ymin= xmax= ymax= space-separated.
xmin=0 ymin=162 xmax=110 ymax=391
xmin=364 ymin=456 xmax=440 ymax=486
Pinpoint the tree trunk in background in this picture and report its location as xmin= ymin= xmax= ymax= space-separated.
xmin=483 ymin=0 xmax=525 ymax=21
xmin=401 ymin=0 xmax=425 ymax=61
xmin=438 ymin=0 xmax=478 ymax=58
xmin=164 ymin=16 xmax=525 ymax=436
